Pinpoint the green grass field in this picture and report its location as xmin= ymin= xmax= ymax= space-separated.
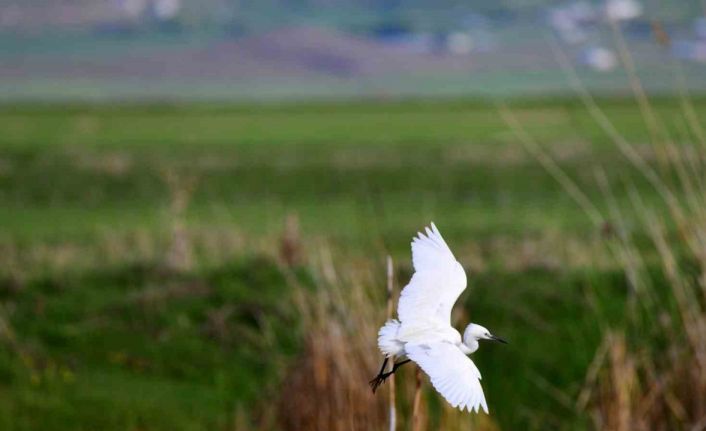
xmin=0 ymin=98 xmax=702 ymax=430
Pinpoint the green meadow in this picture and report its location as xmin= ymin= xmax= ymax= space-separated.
xmin=0 ymin=98 xmax=702 ymax=430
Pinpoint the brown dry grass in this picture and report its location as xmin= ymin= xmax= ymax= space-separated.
xmin=579 ymin=197 xmax=706 ymax=430
xmin=276 ymin=246 xmax=388 ymax=431
xmin=501 ymin=25 xmax=706 ymax=430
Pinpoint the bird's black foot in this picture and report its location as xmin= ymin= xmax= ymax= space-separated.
xmin=369 ymin=358 xmax=411 ymax=393
xmin=369 ymin=371 xmax=392 ymax=393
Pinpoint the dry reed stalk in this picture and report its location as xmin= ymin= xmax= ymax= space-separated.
xmin=412 ymin=366 xmax=424 ymax=431
xmin=577 ymin=325 xmax=612 ymax=412
xmin=0 ymin=304 xmax=19 ymax=353
xmin=386 ymin=255 xmax=397 ymax=431
xmin=594 ymin=169 xmax=650 ymax=301
xmin=280 ymin=212 xmax=303 ymax=267
xmin=650 ymin=20 xmax=671 ymax=47
xmin=608 ymin=17 xmax=666 ymax=161
xmin=162 ymin=169 xmax=198 ymax=272
xmin=609 ymin=332 xmax=634 ymax=431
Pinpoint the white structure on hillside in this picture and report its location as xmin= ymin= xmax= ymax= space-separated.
xmin=581 ymin=46 xmax=618 ymax=71
xmin=605 ymin=0 xmax=642 ymax=21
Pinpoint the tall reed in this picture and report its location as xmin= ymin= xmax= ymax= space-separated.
xmin=502 ymin=19 xmax=706 ymax=429
xmin=276 ymin=245 xmax=388 ymax=430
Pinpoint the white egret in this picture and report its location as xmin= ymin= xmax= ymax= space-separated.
xmin=370 ymin=223 xmax=506 ymax=414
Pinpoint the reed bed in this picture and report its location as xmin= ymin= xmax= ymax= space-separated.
xmin=501 ymin=20 xmax=706 ymax=429
xmin=276 ymin=246 xmax=388 ymax=430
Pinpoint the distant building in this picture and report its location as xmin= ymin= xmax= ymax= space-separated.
xmin=151 ymin=0 xmax=181 ymax=22
xmin=580 ymin=46 xmax=618 ymax=71
xmin=548 ymin=2 xmax=596 ymax=45
xmin=605 ymin=0 xmax=642 ymax=21
xmin=117 ymin=0 xmax=181 ymax=23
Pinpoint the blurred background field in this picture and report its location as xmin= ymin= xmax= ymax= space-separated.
xmin=3 ymin=1 xmax=706 ymax=430
xmin=0 ymin=98 xmax=704 ymax=430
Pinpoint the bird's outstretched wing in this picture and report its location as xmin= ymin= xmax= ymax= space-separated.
xmin=406 ymin=342 xmax=488 ymax=413
xmin=397 ymin=223 xmax=467 ymax=329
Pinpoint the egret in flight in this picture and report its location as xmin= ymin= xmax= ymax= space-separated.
xmin=370 ymin=223 xmax=506 ymax=414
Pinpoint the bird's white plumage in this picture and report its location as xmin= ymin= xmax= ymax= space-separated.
xmin=376 ymin=223 xmax=491 ymax=414
xmin=397 ymin=223 xmax=467 ymax=330
xmin=406 ymin=342 xmax=488 ymax=413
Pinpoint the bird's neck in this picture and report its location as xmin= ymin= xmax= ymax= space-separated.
xmin=460 ymin=339 xmax=478 ymax=355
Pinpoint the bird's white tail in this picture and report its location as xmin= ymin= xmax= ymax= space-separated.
xmin=377 ymin=319 xmax=404 ymax=357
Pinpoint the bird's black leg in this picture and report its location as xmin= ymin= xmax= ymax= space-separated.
xmin=390 ymin=359 xmax=411 ymax=374
xmin=377 ymin=357 xmax=389 ymax=378
xmin=369 ymin=359 xmax=411 ymax=393
xmin=369 ymin=357 xmax=388 ymax=393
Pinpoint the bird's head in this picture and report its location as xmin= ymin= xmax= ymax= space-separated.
xmin=463 ymin=323 xmax=507 ymax=346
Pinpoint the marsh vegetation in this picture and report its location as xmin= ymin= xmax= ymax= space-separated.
xmin=1 ymin=98 xmax=705 ymax=429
